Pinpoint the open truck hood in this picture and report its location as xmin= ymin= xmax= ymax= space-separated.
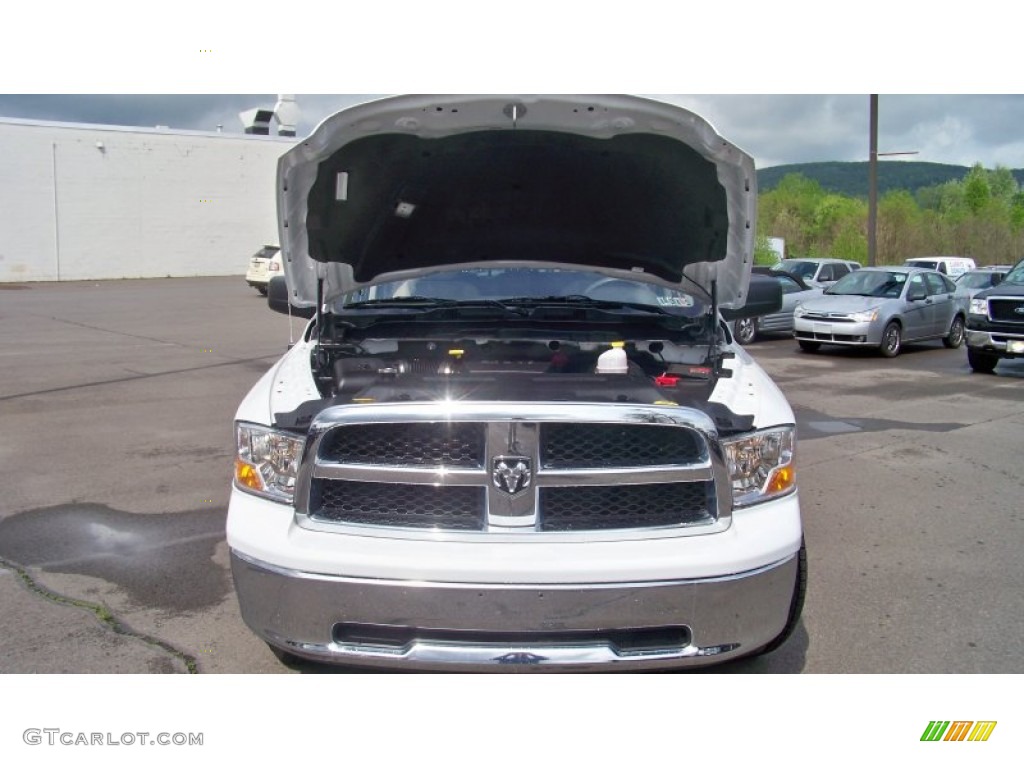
xmin=277 ymin=94 xmax=757 ymax=309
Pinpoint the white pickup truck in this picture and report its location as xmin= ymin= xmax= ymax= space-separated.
xmin=227 ymin=94 xmax=804 ymax=670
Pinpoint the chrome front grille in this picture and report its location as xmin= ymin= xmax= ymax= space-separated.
xmin=313 ymin=480 xmax=485 ymax=530
xmin=541 ymin=422 xmax=703 ymax=468
xmin=320 ymin=422 xmax=485 ymax=467
xmin=539 ymin=483 xmax=713 ymax=531
xmin=299 ymin=403 xmax=728 ymax=536
xmin=800 ymin=313 xmax=855 ymax=323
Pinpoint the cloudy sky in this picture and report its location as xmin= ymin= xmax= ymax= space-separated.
xmin=1 ymin=94 xmax=1021 ymax=170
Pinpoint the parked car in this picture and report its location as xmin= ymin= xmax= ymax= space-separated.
xmin=244 ymin=245 xmax=282 ymax=295
xmin=965 ymin=257 xmax=1024 ymax=373
xmin=903 ymin=256 xmax=976 ymax=278
xmin=732 ymin=268 xmax=823 ymax=344
xmin=771 ymin=258 xmax=860 ymax=289
xmin=227 ymin=94 xmax=804 ymax=671
xmin=954 ymin=266 xmax=1011 ymax=300
xmin=793 ymin=267 xmax=967 ymax=357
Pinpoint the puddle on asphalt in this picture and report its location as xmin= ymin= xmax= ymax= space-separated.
xmin=0 ymin=503 xmax=228 ymax=616
xmin=794 ymin=405 xmax=965 ymax=441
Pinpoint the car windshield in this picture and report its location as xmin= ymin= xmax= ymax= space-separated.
xmin=331 ymin=267 xmax=708 ymax=316
xmin=1003 ymin=261 xmax=1024 ymax=286
xmin=906 ymin=260 xmax=937 ymax=270
xmin=955 ymin=272 xmax=996 ymax=289
xmin=826 ymin=270 xmax=907 ymax=298
xmin=774 ymin=261 xmax=818 ymax=279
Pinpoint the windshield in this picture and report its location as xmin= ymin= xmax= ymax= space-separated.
xmin=955 ymin=272 xmax=996 ymax=289
xmin=827 ymin=270 xmax=907 ymax=298
xmin=774 ymin=261 xmax=818 ymax=280
xmin=331 ymin=268 xmax=708 ymax=316
xmin=1004 ymin=260 xmax=1024 ymax=286
xmin=906 ymin=259 xmax=937 ymax=270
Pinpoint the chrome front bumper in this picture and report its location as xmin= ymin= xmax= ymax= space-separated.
xmin=231 ymin=549 xmax=799 ymax=671
xmin=966 ymin=329 xmax=1024 ymax=355
xmin=793 ymin=318 xmax=875 ymax=346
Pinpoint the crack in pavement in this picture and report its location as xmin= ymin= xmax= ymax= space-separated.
xmin=0 ymin=556 xmax=198 ymax=673
xmin=0 ymin=354 xmax=280 ymax=403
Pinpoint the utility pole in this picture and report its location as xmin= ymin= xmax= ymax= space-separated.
xmin=868 ymin=95 xmax=878 ymax=267
xmin=867 ymin=95 xmax=917 ymax=268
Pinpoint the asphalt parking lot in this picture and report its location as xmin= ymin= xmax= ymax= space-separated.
xmin=1 ymin=276 xmax=1022 ymax=673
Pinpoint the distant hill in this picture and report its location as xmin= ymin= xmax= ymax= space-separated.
xmin=756 ymin=161 xmax=1024 ymax=198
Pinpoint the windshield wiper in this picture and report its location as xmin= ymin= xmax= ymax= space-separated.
xmin=342 ymin=296 xmax=460 ymax=309
xmin=499 ymin=295 xmax=671 ymax=314
xmin=342 ymin=297 xmax=536 ymax=317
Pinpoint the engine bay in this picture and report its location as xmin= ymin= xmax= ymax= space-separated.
xmin=272 ymin=329 xmax=755 ymax=435
xmin=323 ymin=336 xmax=718 ymax=404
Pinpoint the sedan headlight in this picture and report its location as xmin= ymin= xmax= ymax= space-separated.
xmin=848 ymin=308 xmax=878 ymax=323
xmin=234 ymin=422 xmax=306 ymax=502
xmin=793 ymin=305 xmax=808 ymax=318
xmin=969 ymin=298 xmax=988 ymax=316
xmin=721 ymin=426 xmax=796 ymax=507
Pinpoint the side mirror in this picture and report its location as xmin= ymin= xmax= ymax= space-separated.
xmin=720 ymin=274 xmax=783 ymax=321
xmin=267 ymin=276 xmax=315 ymax=318
xmin=907 ymin=286 xmax=927 ymax=302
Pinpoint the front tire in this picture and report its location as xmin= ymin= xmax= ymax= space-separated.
xmin=734 ymin=318 xmax=757 ymax=345
xmin=880 ymin=321 xmax=902 ymax=358
xmin=943 ymin=315 xmax=965 ymax=349
xmin=756 ymin=541 xmax=807 ymax=656
xmin=267 ymin=643 xmax=300 ymax=665
xmin=967 ymin=347 xmax=998 ymax=374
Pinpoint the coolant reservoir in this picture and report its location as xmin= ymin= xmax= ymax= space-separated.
xmin=596 ymin=342 xmax=628 ymax=374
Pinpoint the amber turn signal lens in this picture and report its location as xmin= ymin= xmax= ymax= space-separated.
xmin=235 ymin=459 xmax=263 ymax=491
xmin=766 ymin=465 xmax=795 ymax=495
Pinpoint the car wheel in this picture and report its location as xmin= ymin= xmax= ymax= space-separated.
xmin=267 ymin=643 xmax=300 ymax=665
xmin=879 ymin=321 xmax=902 ymax=358
xmin=967 ymin=347 xmax=998 ymax=374
xmin=754 ymin=541 xmax=807 ymax=657
xmin=797 ymin=340 xmax=821 ymax=353
xmin=734 ymin=318 xmax=757 ymax=345
xmin=943 ymin=315 xmax=965 ymax=349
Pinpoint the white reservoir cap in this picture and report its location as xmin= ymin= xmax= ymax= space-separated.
xmin=596 ymin=342 xmax=628 ymax=374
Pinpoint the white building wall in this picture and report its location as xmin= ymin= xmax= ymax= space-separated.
xmin=0 ymin=119 xmax=298 ymax=282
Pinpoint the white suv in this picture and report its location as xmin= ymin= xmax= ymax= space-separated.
xmin=773 ymin=258 xmax=861 ymax=289
xmin=227 ymin=95 xmax=804 ymax=671
xmin=244 ymin=245 xmax=281 ymax=295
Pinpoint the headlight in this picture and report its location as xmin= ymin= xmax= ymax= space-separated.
xmin=793 ymin=306 xmax=808 ymax=318
xmin=234 ymin=422 xmax=305 ymax=502
xmin=969 ymin=298 xmax=988 ymax=316
xmin=848 ymin=308 xmax=878 ymax=323
xmin=721 ymin=426 xmax=796 ymax=507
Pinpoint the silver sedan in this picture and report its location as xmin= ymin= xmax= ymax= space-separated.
xmin=792 ymin=267 xmax=968 ymax=357
xmin=733 ymin=270 xmax=822 ymax=344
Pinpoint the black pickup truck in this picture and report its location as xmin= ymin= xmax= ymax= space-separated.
xmin=965 ymin=257 xmax=1024 ymax=373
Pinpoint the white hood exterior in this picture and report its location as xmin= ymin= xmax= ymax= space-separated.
xmin=277 ymin=94 xmax=757 ymax=308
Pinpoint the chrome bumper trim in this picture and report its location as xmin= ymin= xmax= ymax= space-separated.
xmin=967 ymin=329 xmax=1024 ymax=351
xmin=231 ymin=549 xmax=798 ymax=670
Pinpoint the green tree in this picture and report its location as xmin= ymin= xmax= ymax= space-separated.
xmin=988 ymin=166 xmax=1018 ymax=202
xmin=964 ymin=163 xmax=992 ymax=215
xmin=753 ymin=234 xmax=780 ymax=265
